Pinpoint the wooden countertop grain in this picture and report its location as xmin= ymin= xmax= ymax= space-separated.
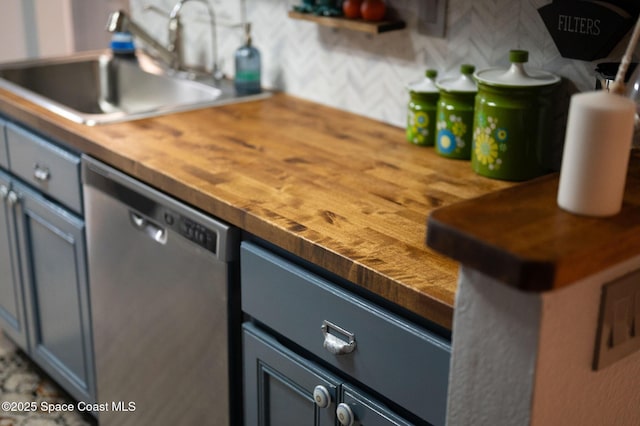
xmin=0 ymin=90 xmax=514 ymax=329
xmin=427 ymin=151 xmax=640 ymax=292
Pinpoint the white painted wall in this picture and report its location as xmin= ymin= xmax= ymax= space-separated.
xmin=0 ymin=0 xmax=28 ymax=61
xmin=533 ymin=257 xmax=640 ymax=425
xmin=0 ymin=0 xmax=73 ymax=60
xmin=0 ymin=0 xmax=127 ymax=62
xmin=35 ymin=0 xmax=75 ymax=57
xmin=448 ymin=259 xmax=640 ymax=425
xmin=447 ymin=267 xmax=541 ymax=425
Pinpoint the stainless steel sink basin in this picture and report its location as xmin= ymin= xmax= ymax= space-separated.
xmin=0 ymin=51 xmax=268 ymax=125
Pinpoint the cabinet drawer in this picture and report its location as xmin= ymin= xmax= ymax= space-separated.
xmin=0 ymin=117 xmax=7 ymax=169
xmin=6 ymin=123 xmax=81 ymax=214
xmin=241 ymin=242 xmax=450 ymax=425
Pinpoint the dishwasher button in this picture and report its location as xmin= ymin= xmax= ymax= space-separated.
xmin=164 ymin=212 xmax=175 ymax=225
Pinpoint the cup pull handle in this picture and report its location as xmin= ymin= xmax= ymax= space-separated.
xmin=321 ymin=320 xmax=356 ymax=355
xmin=34 ymin=164 xmax=51 ymax=182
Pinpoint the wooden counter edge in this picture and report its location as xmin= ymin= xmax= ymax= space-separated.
xmin=426 ymin=215 xmax=555 ymax=292
xmin=426 ymin=159 xmax=640 ymax=293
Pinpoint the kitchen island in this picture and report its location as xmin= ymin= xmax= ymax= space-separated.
xmin=425 ymin=149 xmax=640 ymax=425
xmin=0 ymin=89 xmax=513 ymax=330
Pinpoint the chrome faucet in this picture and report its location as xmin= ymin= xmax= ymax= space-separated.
xmin=166 ymin=0 xmax=220 ymax=77
xmin=106 ymin=0 xmax=220 ymax=78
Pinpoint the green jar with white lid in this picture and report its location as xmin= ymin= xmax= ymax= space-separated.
xmin=435 ymin=64 xmax=477 ymax=159
xmin=406 ymin=69 xmax=439 ymax=146
xmin=472 ymin=50 xmax=561 ymax=180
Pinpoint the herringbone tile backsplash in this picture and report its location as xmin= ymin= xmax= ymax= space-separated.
xmin=130 ymin=0 xmax=623 ymax=127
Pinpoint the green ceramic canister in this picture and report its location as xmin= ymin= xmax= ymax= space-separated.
xmin=406 ymin=69 xmax=439 ymax=146
xmin=472 ymin=50 xmax=560 ymax=180
xmin=435 ymin=64 xmax=477 ymax=159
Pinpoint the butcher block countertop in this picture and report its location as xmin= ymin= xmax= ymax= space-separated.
xmin=0 ymin=90 xmax=514 ymax=329
xmin=428 ymin=151 xmax=640 ymax=293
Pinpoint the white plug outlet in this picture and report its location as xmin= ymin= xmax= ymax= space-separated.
xmin=593 ymin=269 xmax=640 ymax=370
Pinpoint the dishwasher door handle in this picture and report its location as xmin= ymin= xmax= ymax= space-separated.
xmin=130 ymin=212 xmax=167 ymax=245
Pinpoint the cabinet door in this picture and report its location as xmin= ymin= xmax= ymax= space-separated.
xmin=0 ymin=173 xmax=28 ymax=350
xmin=339 ymin=385 xmax=415 ymax=426
xmin=243 ymin=323 xmax=338 ymax=426
xmin=13 ymin=181 xmax=95 ymax=404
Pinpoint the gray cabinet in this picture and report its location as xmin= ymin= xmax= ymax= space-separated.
xmin=14 ymin=180 xmax=94 ymax=404
xmin=0 ymin=119 xmax=94 ymax=404
xmin=244 ymin=323 xmax=338 ymax=426
xmin=241 ymin=242 xmax=450 ymax=425
xmin=339 ymin=385 xmax=413 ymax=426
xmin=5 ymin=122 xmax=82 ymax=214
xmin=244 ymin=322 xmax=412 ymax=426
xmin=0 ymin=171 xmax=28 ymax=350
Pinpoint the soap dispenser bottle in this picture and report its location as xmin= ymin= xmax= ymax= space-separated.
xmin=234 ymin=23 xmax=262 ymax=95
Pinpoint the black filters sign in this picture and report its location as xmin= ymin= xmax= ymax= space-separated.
xmin=538 ymin=0 xmax=636 ymax=61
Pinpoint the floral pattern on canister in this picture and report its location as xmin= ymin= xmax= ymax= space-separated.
xmin=407 ymin=110 xmax=430 ymax=145
xmin=473 ymin=115 xmax=508 ymax=171
xmin=437 ymin=113 xmax=468 ymax=156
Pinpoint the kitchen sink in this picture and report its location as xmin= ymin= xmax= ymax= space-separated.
xmin=0 ymin=51 xmax=268 ymax=125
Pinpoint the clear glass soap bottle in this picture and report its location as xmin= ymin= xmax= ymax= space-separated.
xmin=234 ymin=23 xmax=262 ymax=95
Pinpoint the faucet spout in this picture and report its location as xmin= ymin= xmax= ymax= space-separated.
xmin=106 ymin=10 xmax=177 ymax=67
xmin=106 ymin=10 xmax=126 ymax=33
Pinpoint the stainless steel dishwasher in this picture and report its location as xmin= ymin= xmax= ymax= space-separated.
xmin=82 ymin=156 xmax=238 ymax=426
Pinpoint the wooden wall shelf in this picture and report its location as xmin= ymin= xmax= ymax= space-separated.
xmin=288 ymin=11 xmax=406 ymax=34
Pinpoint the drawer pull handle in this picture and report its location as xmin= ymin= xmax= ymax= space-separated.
xmin=0 ymin=185 xmax=9 ymax=200
xmin=33 ymin=164 xmax=51 ymax=182
xmin=321 ymin=320 xmax=356 ymax=355
xmin=313 ymin=385 xmax=331 ymax=409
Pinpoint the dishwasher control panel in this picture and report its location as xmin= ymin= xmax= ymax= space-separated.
xmin=162 ymin=210 xmax=218 ymax=254
xmin=179 ymin=216 xmax=218 ymax=254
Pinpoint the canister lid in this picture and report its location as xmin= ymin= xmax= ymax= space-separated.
xmin=474 ymin=50 xmax=560 ymax=88
xmin=407 ymin=69 xmax=439 ymax=94
xmin=436 ymin=64 xmax=478 ymax=93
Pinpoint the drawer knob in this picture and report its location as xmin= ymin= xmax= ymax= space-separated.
xmin=313 ymin=385 xmax=331 ymax=409
xmin=321 ymin=320 xmax=356 ymax=355
xmin=33 ymin=164 xmax=51 ymax=182
xmin=336 ymin=403 xmax=355 ymax=426
xmin=0 ymin=185 xmax=9 ymax=200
